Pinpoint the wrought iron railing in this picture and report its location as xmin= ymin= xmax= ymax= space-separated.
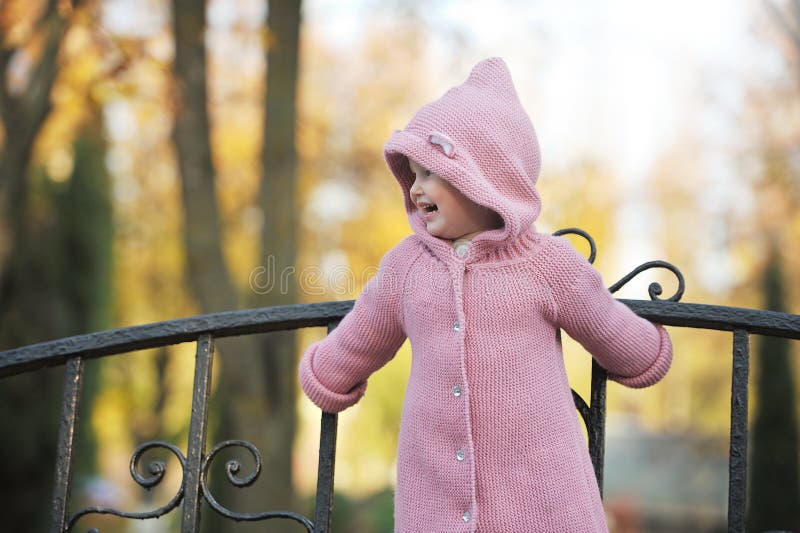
xmin=0 ymin=229 xmax=798 ymax=532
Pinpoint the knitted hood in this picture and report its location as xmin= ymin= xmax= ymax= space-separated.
xmin=384 ymin=57 xmax=541 ymax=260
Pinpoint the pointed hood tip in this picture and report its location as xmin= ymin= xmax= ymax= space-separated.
xmin=469 ymin=56 xmax=509 ymax=75
xmin=466 ymin=57 xmax=515 ymax=93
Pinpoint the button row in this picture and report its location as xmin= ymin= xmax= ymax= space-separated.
xmin=453 ymin=315 xmax=470 ymax=526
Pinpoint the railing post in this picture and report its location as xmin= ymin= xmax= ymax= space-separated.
xmin=728 ymin=329 xmax=749 ymax=533
xmin=181 ymin=334 xmax=215 ymax=533
xmin=313 ymin=320 xmax=340 ymax=532
xmin=50 ymin=357 xmax=85 ymax=533
xmin=314 ymin=412 xmax=338 ymax=532
xmin=588 ymin=359 xmax=608 ymax=497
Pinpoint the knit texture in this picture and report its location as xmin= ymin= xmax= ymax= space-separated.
xmin=299 ymin=57 xmax=673 ymax=533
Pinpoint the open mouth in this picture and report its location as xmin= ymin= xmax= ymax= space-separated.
xmin=418 ymin=202 xmax=438 ymax=213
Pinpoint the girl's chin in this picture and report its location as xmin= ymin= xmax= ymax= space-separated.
xmin=423 ymin=215 xmax=469 ymax=239
xmin=425 ymin=223 xmax=447 ymax=238
xmin=425 ymin=224 xmax=458 ymax=240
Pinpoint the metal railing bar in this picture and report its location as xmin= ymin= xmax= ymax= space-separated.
xmin=623 ymin=300 xmax=800 ymax=339
xmin=49 ymin=356 xmax=85 ymax=533
xmin=588 ymin=359 xmax=608 ymax=497
xmin=3 ymin=301 xmax=799 ymax=381
xmin=727 ymin=329 xmax=750 ymax=533
xmin=312 ymin=319 xmax=342 ymax=533
xmin=181 ymin=334 xmax=215 ymax=533
xmin=314 ymin=412 xmax=338 ymax=533
xmin=0 ymin=301 xmax=354 ymax=378
xmin=3 ymin=302 xmax=799 ymax=379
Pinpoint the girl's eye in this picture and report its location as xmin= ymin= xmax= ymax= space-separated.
xmin=424 ymin=170 xmax=431 ymax=177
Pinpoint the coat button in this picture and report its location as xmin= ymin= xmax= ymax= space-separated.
xmin=456 ymin=449 xmax=465 ymax=461
xmin=453 ymin=320 xmax=461 ymax=332
xmin=452 ymin=385 xmax=461 ymax=397
xmin=462 ymin=511 xmax=471 ymax=522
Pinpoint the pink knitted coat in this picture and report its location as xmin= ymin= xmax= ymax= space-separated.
xmin=299 ymin=58 xmax=673 ymax=533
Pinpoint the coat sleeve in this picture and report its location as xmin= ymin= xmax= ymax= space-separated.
xmin=298 ymin=243 xmax=410 ymax=413
xmin=545 ymin=237 xmax=673 ymax=388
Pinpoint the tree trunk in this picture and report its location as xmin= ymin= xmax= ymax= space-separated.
xmin=747 ymin=241 xmax=800 ymax=532
xmin=255 ymin=0 xmax=303 ymax=526
xmin=171 ymin=1 xmax=302 ymax=530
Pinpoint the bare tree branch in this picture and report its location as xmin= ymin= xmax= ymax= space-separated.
xmin=0 ymin=0 xmax=76 ymax=284
xmin=18 ymin=0 xmax=69 ymax=155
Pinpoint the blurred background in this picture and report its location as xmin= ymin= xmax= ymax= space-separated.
xmin=0 ymin=0 xmax=798 ymax=531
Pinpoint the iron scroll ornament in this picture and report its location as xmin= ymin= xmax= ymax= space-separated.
xmin=67 ymin=441 xmax=186 ymax=531
xmin=553 ymin=227 xmax=685 ymax=442
xmin=552 ymin=227 xmax=685 ymax=302
xmin=68 ymin=439 xmax=316 ymax=532
xmin=199 ymin=439 xmax=315 ymax=530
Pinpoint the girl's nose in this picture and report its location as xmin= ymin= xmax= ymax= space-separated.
xmin=409 ymin=177 xmax=422 ymax=198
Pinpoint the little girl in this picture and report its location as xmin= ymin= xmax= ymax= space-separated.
xmin=299 ymin=57 xmax=672 ymax=533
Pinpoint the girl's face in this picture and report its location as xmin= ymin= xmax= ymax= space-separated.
xmin=408 ymin=158 xmax=502 ymax=240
